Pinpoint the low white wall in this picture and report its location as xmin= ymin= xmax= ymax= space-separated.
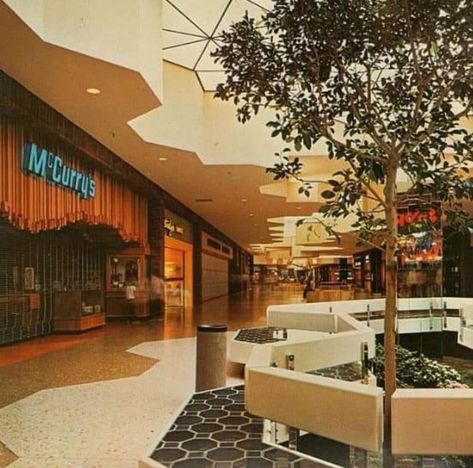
xmin=460 ymin=327 xmax=473 ymax=349
xmin=269 ymin=330 xmax=375 ymax=372
xmin=230 ymin=329 xmax=328 ymax=365
xmin=246 ymin=367 xmax=384 ymax=452
xmin=267 ymin=310 xmax=336 ymax=333
xmin=392 ymin=389 xmax=473 ymax=455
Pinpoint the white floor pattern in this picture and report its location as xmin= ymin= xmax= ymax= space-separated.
xmin=0 ymin=334 xmax=242 ymax=468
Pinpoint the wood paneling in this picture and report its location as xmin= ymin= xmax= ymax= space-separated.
xmin=0 ymin=116 xmax=148 ymax=246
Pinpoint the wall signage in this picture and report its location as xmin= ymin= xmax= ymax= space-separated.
xmin=397 ymin=202 xmax=442 ymax=264
xmin=397 ymin=203 xmax=441 ymax=235
xmin=22 ymin=143 xmax=96 ymax=199
xmin=164 ymin=218 xmax=184 ymax=236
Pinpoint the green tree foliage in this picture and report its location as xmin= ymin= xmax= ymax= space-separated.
xmin=214 ymin=0 xmax=473 ymax=232
xmin=213 ymin=0 xmax=473 ymax=434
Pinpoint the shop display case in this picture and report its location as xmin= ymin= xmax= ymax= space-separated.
xmin=105 ymin=249 xmax=150 ymax=318
xmin=53 ymin=290 xmax=105 ymax=332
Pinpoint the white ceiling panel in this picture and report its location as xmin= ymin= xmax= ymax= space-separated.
xmin=163 ymin=40 xmax=208 ymax=69
xmin=163 ymin=0 xmax=271 ymax=90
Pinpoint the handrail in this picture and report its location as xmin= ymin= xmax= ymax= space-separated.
xmin=238 ymin=295 xmax=473 ymax=456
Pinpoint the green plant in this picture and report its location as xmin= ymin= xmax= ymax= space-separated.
xmin=373 ymin=343 xmax=464 ymax=388
xmin=214 ymin=1 xmax=473 ymax=441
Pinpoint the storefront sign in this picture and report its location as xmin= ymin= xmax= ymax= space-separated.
xmin=164 ymin=218 xmax=184 ymax=236
xmin=397 ymin=202 xmax=442 ymax=264
xmin=397 ymin=203 xmax=441 ymax=235
xmin=22 ymin=143 xmax=96 ymax=199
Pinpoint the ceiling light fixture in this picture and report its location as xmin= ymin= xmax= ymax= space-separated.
xmin=159 ymin=157 xmax=168 ymax=162
xmin=249 ymin=213 xmax=254 ymax=217
xmin=86 ymin=88 xmax=101 ymax=95
xmin=241 ymin=198 xmax=248 ymax=203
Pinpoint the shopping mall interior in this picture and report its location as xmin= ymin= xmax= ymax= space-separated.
xmin=0 ymin=1 xmax=472 ymax=467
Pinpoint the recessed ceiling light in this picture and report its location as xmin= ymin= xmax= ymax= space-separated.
xmin=159 ymin=157 xmax=167 ymax=161
xmin=86 ymin=88 xmax=101 ymax=95
xmin=241 ymin=198 xmax=248 ymax=203
xmin=249 ymin=213 xmax=254 ymax=217
xmin=296 ymin=206 xmax=302 ymax=210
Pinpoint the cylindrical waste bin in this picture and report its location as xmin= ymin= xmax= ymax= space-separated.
xmin=195 ymin=324 xmax=227 ymax=392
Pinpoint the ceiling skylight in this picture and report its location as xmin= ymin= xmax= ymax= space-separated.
xmin=162 ymin=0 xmax=272 ymax=91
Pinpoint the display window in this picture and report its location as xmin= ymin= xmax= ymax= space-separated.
xmin=165 ymin=247 xmax=185 ymax=307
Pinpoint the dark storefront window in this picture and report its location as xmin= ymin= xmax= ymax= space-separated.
xmin=0 ymin=225 xmax=105 ymax=344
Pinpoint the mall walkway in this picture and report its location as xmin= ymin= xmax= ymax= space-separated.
xmin=0 ymin=286 xmax=303 ymax=468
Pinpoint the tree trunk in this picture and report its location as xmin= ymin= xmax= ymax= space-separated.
xmin=383 ymin=166 xmax=398 ymax=466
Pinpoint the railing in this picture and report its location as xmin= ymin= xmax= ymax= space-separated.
xmin=233 ymin=295 xmax=473 ymax=460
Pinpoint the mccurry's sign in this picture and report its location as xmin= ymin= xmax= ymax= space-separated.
xmin=22 ymin=143 xmax=96 ymax=199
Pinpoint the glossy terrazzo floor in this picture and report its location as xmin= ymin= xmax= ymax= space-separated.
xmin=0 ymin=286 xmax=303 ymax=468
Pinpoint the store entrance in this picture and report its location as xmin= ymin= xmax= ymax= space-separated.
xmin=164 ymin=237 xmax=193 ymax=308
xmin=165 ymin=247 xmax=185 ymax=307
xmin=0 ymin=220 xmax=106 ymax=344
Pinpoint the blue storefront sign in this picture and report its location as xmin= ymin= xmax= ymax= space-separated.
xmin=22 ymin=143 xmax=96 ymax=199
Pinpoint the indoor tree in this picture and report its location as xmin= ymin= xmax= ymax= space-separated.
xmin=213 ymin=0 xmax=473 ymax=458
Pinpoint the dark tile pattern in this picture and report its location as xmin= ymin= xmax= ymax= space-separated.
xmin=151 ymin=385 xmax=325 ymax=467
xmin=308 ymin=362 xmax=363 ymax=382
xmin=234 ymin=327 xmax=287 ymax=344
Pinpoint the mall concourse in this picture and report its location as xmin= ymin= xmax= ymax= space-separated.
xmin=1 ymin=1 xmax=473 ymax=468
xmin=0 ymin=72 xmax=251 ymax=345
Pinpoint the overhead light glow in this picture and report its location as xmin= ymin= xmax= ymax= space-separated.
xmin=86 ymin=88 xmax=101 ymax=95
xmin=159 ymin=157 xmax=168 ymax=162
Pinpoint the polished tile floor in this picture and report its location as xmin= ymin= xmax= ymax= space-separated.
xmin=0 ymin=286 xmax=303 ymax=468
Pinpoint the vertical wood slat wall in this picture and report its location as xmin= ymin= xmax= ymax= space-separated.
xmin=0 ymin=116 xmax=148 ymax=246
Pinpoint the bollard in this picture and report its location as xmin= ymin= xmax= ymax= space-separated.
xmin=196 ymin=324 xmax=228 ymax=392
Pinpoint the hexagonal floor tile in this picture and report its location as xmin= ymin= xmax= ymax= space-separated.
xmin=200 ymin=409 xmax=228 ymax=419
xmin=212 ymin=430 xmax=247 ymax=442
xmin=173 ymin=458 xmax=213 ymax=468
xmin=151 ymin=448 xmax=186 ymax=463
xmin=192 ymin=422 xmax=224 ymax=434
xmin=218 ymin=416 xmax=250 ymax=426
xmin=236 ymin=438 xmax=268 ymax=451
xmin=162 ymin=430 xmax=194 ymax=442
xmin=212 ymin=388 xmax=237 ymax=396
xmin=185 ymin=403 xmax=210 ymax=412
xmin=209 ymin=398 xmax=234 ymax=407
xmin=181 ymin=438 xmax=218 ymax=452
xmin=175 ymin=415 xmax=203 ymax=426
xmin=226 ymin=403 xmax=245 ymax=412
xmin=149 ymin=385 xmax=325 ymax=467
xmin=240 ymin=422 xmax=263 ymax=434
xmin=207 ymin=447 xmax=245 ymax=461
xmin=192 ymin=392 xmax=215 ymax=401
